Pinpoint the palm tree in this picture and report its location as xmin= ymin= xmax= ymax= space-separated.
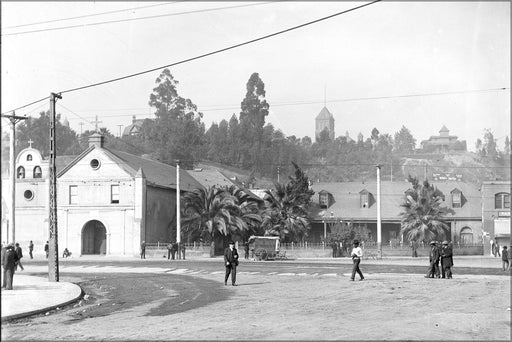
xmin=181 ymin=186 xmax=251 ymax=257
xmin=223 ymin=185 xmax=263 ymax=238
xmin=261 ymin=183 xmax=310 ymax=242
xmin=399 ymin=176 xmax=452 ymax=244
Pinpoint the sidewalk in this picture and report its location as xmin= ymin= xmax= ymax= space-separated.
xmin=1 ymin=275 xmax=82 ymax=322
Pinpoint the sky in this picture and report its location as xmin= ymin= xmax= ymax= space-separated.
xmin=1 ymin=1 xmax=510 ymax=151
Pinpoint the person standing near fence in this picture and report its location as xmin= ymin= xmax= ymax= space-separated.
xmin=440 ymin=241 xmax=453 ymax=279
xmin=140 ymin=241 xmax=146 ymax=259
xmin=501 ymin=246 xmax=509 ymax=271
xmin=28 ymin=240 xmax=34 ymax=259
xmin=224 ymin=241 xmax=239 ymax=286
xmin=181 ymin=243 xmax=186 ymax=260
xmin=244 ymin=242 xmax=249 ymax=260
xmin=350 ymin=240 xmax=364 ymax=281
xmin=331 ymin=241 xmax=338 ymax=258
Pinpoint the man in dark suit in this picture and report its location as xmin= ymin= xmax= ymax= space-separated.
xmin=440 ymin=241 xmax=453 ymax=279
xmin=224 ymin=241 xmax=239 ymax=286
xmin=425 ymin=241 xmax=440 ymax=278
xmin=2 ymin=244 xmax=19 ymax=290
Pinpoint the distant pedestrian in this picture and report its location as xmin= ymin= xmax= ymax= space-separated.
xmin=166 ymin=242 xmax=172 ymax=259
xmin=63 ymin=248 xmax=71 ymax=258
xmin=181 ymin=243 xmax=186 ymax=260
xmin=425 ymin=241 xmax=440 ymax=278
xmin=495 ymin=242 xmax=501 ymax=257
xmin=171 ymin=242 xmax=178 ymax=260
xmin=331 ymin=241 xmax=338 ymax=258
xmin=440 ymin=241 xmax=453 ymax=279
xmin=411 ymin=241 xmax=418 ymax=258
xmin=224 ymin=241 xmax=239 ymax=286
xmin=44 ymin=241 xmax=49 ymax=258
xmin=350 ymin=240 xmax=364 ymax=281
xmin=2 ymin=244 xmax=19 ymax=290
xmin=501 ymin=246 xmax=509 ymax=271
xmin=140 ymin=241 xmax=146 ymax=259
xmin=14 ymin=243 xmax=24 ymax=271
xmin=244 ymin=242 xmax=249 ymax=260
xmin=28 ymin=240 xmax=34 ymax=259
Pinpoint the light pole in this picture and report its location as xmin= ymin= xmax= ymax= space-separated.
xmin=376 ymin=164 xmax=382 ymax=259
xmin=1 ymin=112 xmax=28 ymax=243
xmin=176 ymin=160 xmax=181 ymax=259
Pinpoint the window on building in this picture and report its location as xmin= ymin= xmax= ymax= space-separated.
xmin=24 ymin=190 xmax=34 ymax=201
xmin=17 ymin=166 xmax=25 ymax=179
xmin=360 ymin=193 xmax=369 ymax=208
xmin=111 ymin=185 xmax=120 ymax=204
xmin=452 ymin=191 xmax=461 ymax=208
xmin=495 ymin=193 xmax=511 ymax=209
xmin=33 ymin=166 xmax=42 ymax=178
xmin=460 ymin=227 xmax=473 ymax=245
xmin=69 ymin=185 xmax=78 ymax=204
xmin=27 ymin=154 xmax=32 ymax=161
xmin=319 ymin=193 xmax=329 ymax=208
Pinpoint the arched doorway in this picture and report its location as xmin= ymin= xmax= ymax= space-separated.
xmin=82 ymin=220 xmax=107 ymax=255
xmin=460 ymin=227 xmax=473 ymax=245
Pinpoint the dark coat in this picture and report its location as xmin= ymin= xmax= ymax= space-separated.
xmin=429 ymin=246 xmax=440 ymax=262
xmin=15 ymin=246 xmax=23 ymax=259
xmin=441 ymin=246 xmax=453 ymax=267
xmin=3 ymin=247 xmax=19 ymax=269
xmin=224 ymin=247 xmax=239 ymax=267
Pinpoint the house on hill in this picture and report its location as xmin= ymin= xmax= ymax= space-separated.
xmin=308 ymin=181 xmax=482 ymax=245
xmin=122 ymin=115 xmax=148 ymax=137
xmin=420 ymin=126 xmax=467 ymax=153
xmin=1 ymin=133 xmax=203 ymax=256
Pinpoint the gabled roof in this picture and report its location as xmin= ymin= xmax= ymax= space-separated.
xmin=439 ymin=125 xmax=449 ymax=132
xmin=105 ymin=149 xmax=203 ymax=191
xmin=308 ymin=180 xmax=481 ymax=222
xmin=188 ymin=167 xmax=236 ymax=188
xmin=316 ymin=106 xmax=334 ymax=120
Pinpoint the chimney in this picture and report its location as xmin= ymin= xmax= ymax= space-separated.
xmin=89 ymin=133 xmax=105 ymax=148
xmin=132 ymin=115 xmax=136 ymax=124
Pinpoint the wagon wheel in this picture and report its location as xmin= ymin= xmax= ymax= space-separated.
xmin=256 ymin=249 xmax=268 ymax=261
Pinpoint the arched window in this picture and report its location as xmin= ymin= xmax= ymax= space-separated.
xmin=33 ymin=166 xmax=42 ymax=178
xmin=460 ymin=227 xmax=473 ymax=245
xmin=17 ymin=166 xmax=25 ymax=179
xmin=494 ymin=193 xmax=510 ymax=209
xmin=26 ymin=154 xmax=33 ymax=161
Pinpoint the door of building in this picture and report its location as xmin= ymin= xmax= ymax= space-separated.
xmin=82 ymin=220 xmax=107 ymax=254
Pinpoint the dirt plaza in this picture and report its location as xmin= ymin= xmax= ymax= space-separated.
xmin=2 ymin=268 xmax=510 ymax=341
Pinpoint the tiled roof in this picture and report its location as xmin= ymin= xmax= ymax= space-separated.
xmin=188 ymin=167 xmax=236 ymax=188
xmin=105 ymin=149 xmax=203 ymax=191
xmin=308 ymin=180 xmax=481 ymax=222
xmin=315 ymin=106 xmax=334 ymax=120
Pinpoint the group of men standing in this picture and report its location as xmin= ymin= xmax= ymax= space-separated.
xmin=425 ymin=240 xmax=453 ymax=279
xmin=1 ymin=242 xmax=24 ymax=290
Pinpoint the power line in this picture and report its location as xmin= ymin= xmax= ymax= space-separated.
xmin=1 ymin=96 xmax=50 ymax=115
xmin=3 ymin=2 xmax=275 ymax=36
xmin=3 ymin=2 xmax=184 ymax=29
xmin=56 ymin=1 xmax=381 ymax=95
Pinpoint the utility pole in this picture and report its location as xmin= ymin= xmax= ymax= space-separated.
xmin=49 ymin=92 xmax=62 ymax=282
xmin=277 ymin=166 xmax=280 ymax=183
xmin=376 ymin=164 xmax=382 ymax=259
xmin=1 ymin=112 xmax=28 ymax=243
xmin=78 ymin=122 xmax=84 ymax=135
xmin=117 ymin=125 xmax=123 ymax=137
xmin=176 ymin=160 xmax=181 ymax=259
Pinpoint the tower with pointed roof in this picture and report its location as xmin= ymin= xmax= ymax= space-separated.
xmin=315 ymin=106 xmax=335 ymax=140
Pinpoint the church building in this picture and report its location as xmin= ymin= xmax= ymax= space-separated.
xmin=1 ymin=133 xmax=203 ymax=257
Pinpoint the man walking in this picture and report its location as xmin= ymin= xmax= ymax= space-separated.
xmin=28 ymin=240 xmax=34 ymax=259
xmin=501 ymin=246 xmax=509 ymax=271
xmin=14 ymin=243 xmax=24 ymax=271
xmin=440 ymin=241 xmax=453 ymax=279
xmin=350 ymin=240 xmax=364 ymax=281
xmin=140 ymin=240 xmax=146 ymax=259
xmin=44 ymin=241 xmax=49 ymax=259
xmin=224 ymin=241 xmax=239 ymax=286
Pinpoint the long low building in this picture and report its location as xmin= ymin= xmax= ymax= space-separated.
xmin=307 ymin=180 xmax=503 ymax=246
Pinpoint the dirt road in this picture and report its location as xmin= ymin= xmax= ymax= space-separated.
xmin=2 ymin=271 xmax=510 ymax=340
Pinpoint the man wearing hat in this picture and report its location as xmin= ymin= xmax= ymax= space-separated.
xmin=350 ymin=240 xmax=364 ymax=281
xmin=440 ymin=241 xmax=453 ymax=279
xmin=224 ymin=241 xmax=239 ymax=286
xmin=425 ymin=241 xmax=440 ymax=278
xmin=2 ymin=243 xmax=19 ymax=290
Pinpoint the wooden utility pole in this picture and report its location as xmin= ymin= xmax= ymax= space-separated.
xmin=49 ymin=92 xmax=62 ymax=282
xmin=1 ymin=112 xmax=28 ymax=243
xmin=176 ymin=160 xmax=181 ymax=259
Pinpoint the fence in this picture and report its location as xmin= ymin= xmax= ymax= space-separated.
xmin=141 ymin=241 xmax=484 ymax=259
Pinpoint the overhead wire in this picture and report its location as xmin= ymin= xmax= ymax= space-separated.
xmin=4 ymin=2 xmax=184 ymax=29
xmin=2 ymin=2 xmax=276 ymax=36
